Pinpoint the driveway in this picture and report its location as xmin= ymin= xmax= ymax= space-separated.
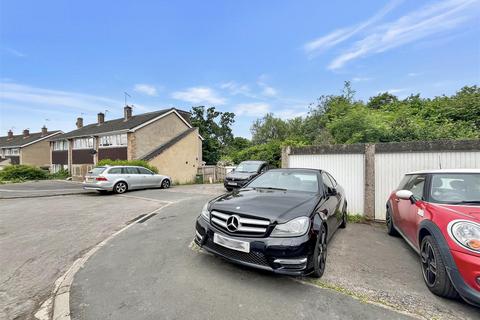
xmin=0 ymin=180 xmax=87 ymax=199
xmin=67 ymin=185 xmax=478 ymax=320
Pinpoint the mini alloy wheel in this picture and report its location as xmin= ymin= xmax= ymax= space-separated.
xmin=421 ymin=240 xmax=437 ymax=287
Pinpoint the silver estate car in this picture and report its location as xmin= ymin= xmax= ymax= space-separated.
xmin=83 ymin=165 xmax=171 ymax=194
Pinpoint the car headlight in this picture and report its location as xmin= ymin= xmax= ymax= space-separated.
xmin=448 ymin=220 xmax=480 ymax=252
xmin=271 ymin=216 xmax=310 ymax=237
xmin=201 ymin=203 xmax=210 ymax=221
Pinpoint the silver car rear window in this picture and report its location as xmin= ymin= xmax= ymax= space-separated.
xmin=90 ymin=167 xmax=107 ymax=175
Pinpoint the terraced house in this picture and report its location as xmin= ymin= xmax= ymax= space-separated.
xmin=50 ymin=106 xmax=203 ymax=183
xmin=0 ymin=127 xmax=62 ymax=169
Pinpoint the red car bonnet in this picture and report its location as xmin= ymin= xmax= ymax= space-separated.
xmin=428 ymin=203 xmax=480 ymax=223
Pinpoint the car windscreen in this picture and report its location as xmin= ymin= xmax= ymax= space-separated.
xmin=247 ymin=171 xmax=318 ymax=193
xmin=430 ymin=173 xmax=480 ymax=205
xmin=235 ymin=162 xmax=262 ymax=173
xmin=88 ymin=167 xmax=106 ymax=176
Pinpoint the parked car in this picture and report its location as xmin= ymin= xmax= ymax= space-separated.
xmin=386 ymin=169 xmax=480 ymax=306
xmin=83 ymin=165 xmax=171 ymax=194
xmin=195 ymin=168 xmax=347 ymax=277
xmin=223 ymin=160 xmax=269 ymax=191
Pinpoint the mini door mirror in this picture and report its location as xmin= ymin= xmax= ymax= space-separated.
xmin=329 ymin=187 xmax=337 ymax=196
xmin=396 ymin=190 xmax=415 ymax=203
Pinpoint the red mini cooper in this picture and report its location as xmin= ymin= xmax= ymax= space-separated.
xmin=386 ymin=169 xmax=480 ymax=306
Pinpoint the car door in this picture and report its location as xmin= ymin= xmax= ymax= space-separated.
xmin=321 ymin=172 xmax=340 ymax=238
xmin=395 ymin=174 xmax=426 ymax=245
xmin=125 ymin=167 xmax=142 ymax=189
xmin=326 ymin=172 xmax=344 ymax=225
xmin=137 ymin=167 xmax=157 ymax=187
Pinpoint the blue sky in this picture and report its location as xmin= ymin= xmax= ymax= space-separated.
xmin=1 ymin=0 xmax=479 ymax=138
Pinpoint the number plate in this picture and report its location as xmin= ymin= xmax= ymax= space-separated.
xmin=213 ymin=233 xmax=250 ymax=253
xmin=227 ymin=182 xmax=237 ymax=186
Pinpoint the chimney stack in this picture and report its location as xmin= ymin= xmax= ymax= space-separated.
xmin=97 ymin=112 xmax=105 ymax=124
xmin=41 ymin=126 xmax=48 ymax=136
xmin=23 ymin=129 xmax=30 ymax=137
xmin=76 ymin=117 xmax=84 ymax=129
xmin=7 ymin=130 xmax=13 ymax=139
xmin=124 ymin=105 xmax=132 ymax=121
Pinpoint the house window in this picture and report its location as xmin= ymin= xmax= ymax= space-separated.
xmin=99 ymin=134 xmax=127 ymax=147
xmin=53 ymin=140 xmax=68 ymax=151
xmin=73 ymin=137 xmax=94 ymax=149
xmin=5 ymin=148 xmax=19 ymax=156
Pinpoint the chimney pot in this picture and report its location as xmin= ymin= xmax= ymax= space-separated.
xmin=23 ymin=129 xmax=30 ymax=137
xmin=97 ymin=112 xmax=105 ymax=124
xmin=76 ymin=117 xmax=84 ymax=129
xmin=7 ymin=130 xmax=13 ymax=139
xmin=124 ymin=105 xmax=132 ymax=121
xmin=41 ymin=126 xmax=48 ymax=136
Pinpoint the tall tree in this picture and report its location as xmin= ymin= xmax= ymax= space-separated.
xmin=190 ymin=106 xmax=235 ymax=164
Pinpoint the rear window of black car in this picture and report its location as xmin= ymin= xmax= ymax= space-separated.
xmin=247 ymin=171 xmax=318 ymax=193
xmin=235 ymin=162 xmax=262 ymax=173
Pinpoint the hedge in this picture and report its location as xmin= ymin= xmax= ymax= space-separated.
xmin=96 ymin=159 xmax=159 ymax=173
xmin=0 ymin=165 xmax=48 ymax=181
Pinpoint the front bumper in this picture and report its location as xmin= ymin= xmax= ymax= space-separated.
xmin=223 ymin=179 xmax=248 ymax=189
xmin=448 ymin=249 xmax=480 ymax=307
xmin=195 ymin=216 xmax=316 ymax=275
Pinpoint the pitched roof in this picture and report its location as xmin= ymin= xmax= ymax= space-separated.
xmin=140 ymin=128 xmax=197 ymax=161
xmin=51 ymin=108 xmax=191 ymax=140
xmin=0 ymin=131 xmax=62 ymax=148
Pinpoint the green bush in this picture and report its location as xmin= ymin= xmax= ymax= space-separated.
xmin=0 ymin=165 xmax=48 ymax=181
xmin=48 ymin=168 xmax=70 ymax=180
xmin=96 ymin=159 xmax=159 ymax=173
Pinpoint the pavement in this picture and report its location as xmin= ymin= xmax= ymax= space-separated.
xmin=1 ymin=181 xmax=478 ymax=320
xmin=0 ymin=180 xmax=87 ymax=199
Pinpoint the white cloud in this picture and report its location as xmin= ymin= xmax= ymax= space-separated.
xmin=220 ymin=81 xmax=255 ymax=98
xmin=352 ymin=77 xmax=373 ymax=82
xmin=274 ymin=109 xmax=308 ymax=119
xmin=234 ymin=102 xmax=270 ymax=117
xmin=262 ymin=86 xmax=277 ymax=97
xmin=328 ymin=0 xmax=479 ymax=69
xmin=5 ymin=47 xmax=26 ymax=57
xmin=304 ymin=0 xmax=402 ymax=55
xmin=378 ymin=88 xmax=408 ymax=94
xmin=407 ymin=72 xmax=423 ymax=77
xmin=171 ymin=86 xmax=225 ymax=105
xmin=134 ymin=83 xmax=158 ymax=96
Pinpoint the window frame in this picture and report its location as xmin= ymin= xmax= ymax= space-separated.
xmin=53 ymin=140 xmax=68 ymax=151
xmin=99 ymin=133 xmax=128 ymax=148
xmin=73 ymin=137 xmax=95 ymax=150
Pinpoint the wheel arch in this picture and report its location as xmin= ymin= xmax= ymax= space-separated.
xmin=114 ymin=180 xmax=129 ymax=189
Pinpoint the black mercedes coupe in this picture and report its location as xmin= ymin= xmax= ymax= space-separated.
xmin=194 ymin=168 xmax=347 ymax=277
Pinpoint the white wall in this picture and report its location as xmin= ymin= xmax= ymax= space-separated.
xmin=288 ymin=154 xmax=365 ymax=214
xmin=374 ymin=151 xmax=480 ymax=220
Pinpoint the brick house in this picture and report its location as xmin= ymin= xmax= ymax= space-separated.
xmin=0 ymin=127 xmax=63 ymax=168
xmin=49 ymin=106 xmax=203 ymax=183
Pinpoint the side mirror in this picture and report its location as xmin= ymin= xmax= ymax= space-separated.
xmin=328 ymin=187 xmax=337 ymax=196
xmin=396 ymin=190 xmax=415 ymax=203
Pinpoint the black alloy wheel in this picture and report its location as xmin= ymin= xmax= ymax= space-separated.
xmin=161 ymin=179 xmax=171 ymax=189
xmin=339 ymin=209 xmax=347 ymax=229
xmin=113 ymin=181 xmax=128 ymax=194
xmin=420 ymin=236 xmax=458 ymax=298
xmin=311 ymin=224 xmax=327 ymax=278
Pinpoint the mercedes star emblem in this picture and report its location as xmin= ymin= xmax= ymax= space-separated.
xmin=226 ymin=215 xmax=240 ymax=232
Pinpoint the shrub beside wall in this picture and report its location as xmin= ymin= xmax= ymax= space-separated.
xmin=0 ymin=165 xmax=48 ymax=181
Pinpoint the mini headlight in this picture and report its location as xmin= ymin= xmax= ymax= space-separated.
xmin=271 ymin=216 xmax=310 ymax=237
xmin=448 ymin=220 xmax=480 ymax=252
xmin=201 ymin=203 xmax=210 ymax=220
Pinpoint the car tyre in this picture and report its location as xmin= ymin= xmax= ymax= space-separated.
xmin=386 ymin=207 xmax=399 ymax=236
xmin=311 ymin=224 xmax=327 ymax=278
xmin=420 ymin=235 xmax=459 ymax=299
xmin=339 ymin=207 xmax=347 ymax=229
xmin=161 ymin=179 xmax=171 ymax=189
xmin=113 ymin=181 xmax=128 ymax=194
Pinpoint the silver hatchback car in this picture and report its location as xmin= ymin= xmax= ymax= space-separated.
xmin=83 ymin=165 xmax=171 ymax=194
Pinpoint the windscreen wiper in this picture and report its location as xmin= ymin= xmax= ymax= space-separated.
xmin=456 ymin=200 xmax=480 ymax=204
xmin=253 ymin=187 xmax=287 ymax=191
